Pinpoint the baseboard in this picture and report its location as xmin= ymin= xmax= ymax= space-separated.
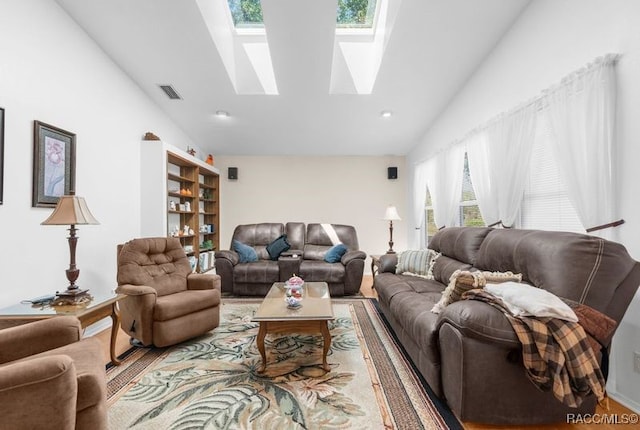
xmin=608 ymin=390 xmax=640 ymax=414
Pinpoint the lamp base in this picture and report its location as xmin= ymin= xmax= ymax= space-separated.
xmin=386 ymin=250 xmax=396 ymax=254
xmin=56 ymin=287 xmax=89 ymax=297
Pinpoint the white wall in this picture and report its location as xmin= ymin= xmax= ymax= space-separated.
xmin=215 ymin=155 xmax=408 ymax=272
xmin=407 ymin=0 xmax=640 ymax=411
xmin=0 ymin=0 xmax=197 ymax=307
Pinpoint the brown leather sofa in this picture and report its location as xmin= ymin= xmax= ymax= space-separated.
xmin=374 ymin=227 xmax=640 ymax=425
xmin=215 ymin=223 xmax=366 ymax=296
xmin=116 ymin=237 xmax=222 ymax=347
xmin=0 ymin=316 xmax=107 ymax=429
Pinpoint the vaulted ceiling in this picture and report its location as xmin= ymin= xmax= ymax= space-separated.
xmin=56 ymin=0 xmax=530 ymax=156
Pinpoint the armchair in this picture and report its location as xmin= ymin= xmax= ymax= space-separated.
xmin=116 ymin=237 xmax=221 ymax=347
xmin=0 ymin=316 xmax=107 ymax=430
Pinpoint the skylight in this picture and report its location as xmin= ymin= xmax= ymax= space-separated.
xmin=337 ymin=0 xmax=378 ymax=28
xmin=227 ymin=0 xmax=264 ymax=29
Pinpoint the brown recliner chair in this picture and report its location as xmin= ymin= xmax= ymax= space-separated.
xmin=0 ymin=316 xmax=107 ymax=430
xmin=116 ymin=237 xmax=221 ymax=347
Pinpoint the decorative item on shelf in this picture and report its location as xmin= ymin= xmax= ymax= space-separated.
xmin=170 ymin=225 xmax=180 ymax=237
xmin=186 ymin=146 xmax=196 ymax=157
xmin=206 ymin=154 xmax=214 ymax=165
xmin=143 ymin=131 xmax=160 ymax=141
xmin=169 ymin=201 xmax=176 ymax=211
xmin=201 ymin=239 xmax=213 ymax=250
xmin=183 ymin=225 xmax=190 ymax=236
xmin=41 ymin=191 xmax=99 ymax=300
xmin=199 ymin=207 xmax=205 ymax=214
xmin=383 ymin=205 xmax=401 ymax=254
xmin=188 ymin=228 xmax=195 ymax=235
xmin=184 ymin=201 xmax=191 ymax=212
xmin=184 ymin=245 xmax=194 ymax=253
xmin=179 ymin=203 xmax=186 ymax=211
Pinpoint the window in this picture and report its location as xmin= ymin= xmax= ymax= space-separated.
xmin=336 ymin=0 xmax=379 ymax=28
xmin=425 ymin=188 xmax=437 ymax=244
xmin=521 ymin=114 xmax=583 ymax=232
xmin=227 ymin=0 xmax=264 ymax=29
xmin=460 ymin=152 xmax=484 ymax=227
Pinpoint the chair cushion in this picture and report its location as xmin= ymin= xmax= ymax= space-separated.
xmin=118 ymin=238 xmax=190 ymax=296
xmin=153 ymin=289 xmax=221 ymax=322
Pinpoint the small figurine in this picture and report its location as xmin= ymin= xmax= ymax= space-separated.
xmin=169 ymin=201 xmax=176 ymax=211
xmin=184 ymin=201 xmax=191 ymax=212
xmin=189 ymin=228 xmax=195 ymax=236
xmin=187 ymin=146 xmax=196 ymax=156
xmin=143 ymin=132 xmax=160 ymax=141
xmin=183 ymin=225 xmax=190 ymax=236
xmin=206 ymin=154 xmax=214 ymax=165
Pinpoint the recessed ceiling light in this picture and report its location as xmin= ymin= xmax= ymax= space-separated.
xmin=215 ymin=110 xmax=230 ymax=118
xmin=381 ymin=110 xmax=392 ymax=118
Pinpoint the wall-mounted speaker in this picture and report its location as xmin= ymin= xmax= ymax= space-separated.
xmin=388 ymin=166 xmax=398 ymax=180
xmin=228 ymin=167 xmax=238 ymax=180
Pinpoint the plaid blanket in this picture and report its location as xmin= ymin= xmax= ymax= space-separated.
xmin=463 ymin=289 xmax=608 ymax=408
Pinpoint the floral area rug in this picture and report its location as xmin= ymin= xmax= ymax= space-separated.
xmin=107 ymin=298 xmax=461 ymax=429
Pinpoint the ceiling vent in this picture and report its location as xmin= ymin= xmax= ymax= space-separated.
xmin=158 ymin=84 xmax=182 ymax=100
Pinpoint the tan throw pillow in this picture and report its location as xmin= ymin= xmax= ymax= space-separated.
xmin=395 ymin=249 xmax=440 ymax=279
xmin=431 ymin=270 xmax=522 ymax=314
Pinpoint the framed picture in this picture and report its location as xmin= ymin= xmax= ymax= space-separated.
xmin=32 ymin=121 xmax=76 ymax=207
xmin=0 ymin=107 xmax=4 ymax=205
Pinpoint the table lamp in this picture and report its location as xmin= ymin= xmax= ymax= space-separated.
xmin=41 ymin=191 xmax=99 ymax=297
xmin=383 ymin=205 xmax=401 ymax=254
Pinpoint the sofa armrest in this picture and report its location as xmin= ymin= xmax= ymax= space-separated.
xmin=378 ymin=254 xmax=398 ymax=273
xmin=115 ymin=283 xmax=157 ymax=296
xmin=214 ymin=250 xmax=239 ymax=266
xmin=0 ymin=316 xmax=82 ymax=364
xmin=341 ymin=250 xmax=366 ymax=265
xmin=437 ymin=300 xmax=519 ymax=347
xmin=0 ymin=354 xmax=78 ymax=429
xmin=187 ymin=273 xmax=222 ymax=292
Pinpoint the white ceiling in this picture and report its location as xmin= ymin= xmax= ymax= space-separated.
xmin=56 ymin=0 xmax=530 ymax=156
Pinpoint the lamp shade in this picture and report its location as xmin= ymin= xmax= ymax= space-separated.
xmin=41 ymin=194 xmax=100 ymax=225
xmin=383 ymin=205 xmax=401 ymax=221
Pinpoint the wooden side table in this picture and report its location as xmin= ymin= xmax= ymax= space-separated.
xmin=0 ymin=291 xmax=125 ymax=366
xmin=371 ymin=254 xmax=382 ymax=278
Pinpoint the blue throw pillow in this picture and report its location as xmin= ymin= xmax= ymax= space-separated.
xmin=324 ymin=243 xmax=348 ymax=263
xmin=266 ymin=234 xmax=291 ymax=260
xmin=232 ymin=240 xmax=258 ymax=263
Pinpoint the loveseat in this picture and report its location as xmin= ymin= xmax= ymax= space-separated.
xmin=214 ymin=223 xmax=366 ymax=296
xmin=373 ymin=227 xmax=640 ymax=424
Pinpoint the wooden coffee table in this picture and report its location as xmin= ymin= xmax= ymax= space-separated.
xmin=253 ymin=282 xmax=334 ymax=372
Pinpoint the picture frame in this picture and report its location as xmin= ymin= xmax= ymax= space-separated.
xmin=0 ymin=107 xmax=4 ymax=205
xmin=32 ymin=121 xmax=76 ymax=207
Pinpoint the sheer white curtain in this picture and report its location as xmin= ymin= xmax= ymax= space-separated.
xmin=486 ymin=104 xmax=537 ymax=227
xmin=543 ymin=54 xmax=620 ymax=237
xmin=465 ymin=103 xmax=537 ymax=228
xmin=424 ymin=143 xmax=465 ymax=229
xmin=465 ymin=131 xmax=500 ymax=227
xmin=412 ymin=162 xmax=428 ymax=247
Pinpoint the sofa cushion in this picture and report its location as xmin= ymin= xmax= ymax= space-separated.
xmin=324 ymin=244 xmax=347 ymax=263
xmin=300 ymin=260 xmax=346 ymax=283
xmin=233 ymin=240 xmax=258 ymax=263
xmin=266 ymin=234 xmax=291 ymax=260
xmin=233 ymin=261 xmax=280 ymax=284
xmin=396 ymin=249 xmax=439 ymax=279
xmin=428 ymin=226 xmax=492 ymax=266
xmin=431 ymin=255 xmax=473 ymax=285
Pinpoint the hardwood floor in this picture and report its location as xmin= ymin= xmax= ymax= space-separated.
xmin=96 ymin=274 xmax=636 ymax=429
